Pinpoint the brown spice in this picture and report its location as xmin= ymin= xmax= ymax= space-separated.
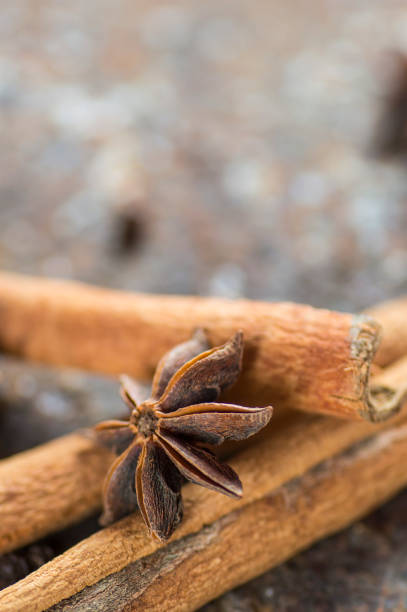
xmin=95 ymin=329 xmax=273 ymax=540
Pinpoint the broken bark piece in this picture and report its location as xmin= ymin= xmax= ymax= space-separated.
xmin=0 ymin=272 xmax=405 ymax=421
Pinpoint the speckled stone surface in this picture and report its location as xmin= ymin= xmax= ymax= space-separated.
xmin=0 ymin=0 xmax=407 ymax=608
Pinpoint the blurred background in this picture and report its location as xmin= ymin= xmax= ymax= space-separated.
xmin=1 ymin=0 xmax=407 ymax=609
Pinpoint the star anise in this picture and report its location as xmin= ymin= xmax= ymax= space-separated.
xmin=94 ymin=329 xmax=273 ymax=540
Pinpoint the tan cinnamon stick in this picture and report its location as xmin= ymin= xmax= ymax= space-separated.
xmin=0 ymin=434 xmax=112 ymax=554
xmin=1 ymin=357 xmax=406 ymax=611
xmin=0 ymin=271 xmax=403 ymax=421
xmin=49 ymin=419 xmax=407 ymax=612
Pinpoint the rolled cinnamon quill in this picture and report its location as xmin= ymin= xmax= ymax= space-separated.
xmin=0 ymin=272 xmax=406 ymax=421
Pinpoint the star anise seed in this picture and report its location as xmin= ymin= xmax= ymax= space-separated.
xmin=94 ymin=329 xmax=273 ymax=541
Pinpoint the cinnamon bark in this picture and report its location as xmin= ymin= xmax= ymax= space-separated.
xmin=0 ymin=356 xmax=406 ymax=611
xmin=0 ymin=434 xmax=112 ymax=554
xmin=48 ymin=419 xmax=407 ymax=612
xmin=0 ymin=271 xmax=403 ymax=421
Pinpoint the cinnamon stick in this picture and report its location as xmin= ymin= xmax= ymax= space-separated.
xmin=1 ymin=356 xmax=406 ymax=611
xmin=0 ymin=434 xmax=112 ymax=554
xmin=0 ymin=271 xmax=403 ymax=421
xmin=49 ymin=419 xmax=407 ymax=612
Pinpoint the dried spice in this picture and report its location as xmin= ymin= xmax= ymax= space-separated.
xmin=95 ymin=329 xmax=273 ymax=540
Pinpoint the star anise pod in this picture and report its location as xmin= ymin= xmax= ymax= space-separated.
xmin=94 ymin=329 xmax=273 ymax=540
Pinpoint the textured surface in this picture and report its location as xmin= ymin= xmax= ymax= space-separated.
xmin=1 ymin=0 xmax=407 ymax=609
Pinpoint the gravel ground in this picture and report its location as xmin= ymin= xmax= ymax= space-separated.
xmin=0 ymin=0 xmax=407 ymax=609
